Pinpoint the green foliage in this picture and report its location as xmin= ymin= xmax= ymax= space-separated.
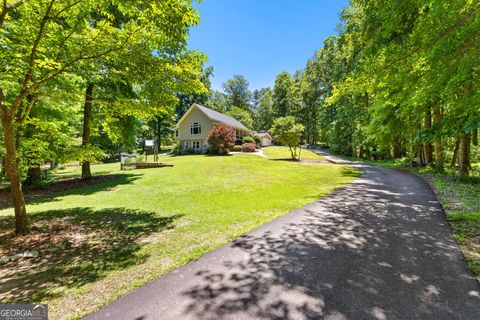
xmin=233 ymin=145 xmax=242 ymax=152
xmin=242 ymin=136 xmax=255 ymax=144
xmin=176 ymin=66 xmax=214 ymax=119
xmin=226 ymin=107 xmax=253 ymax=130
xmin=272 ymin=72 xmax=295 ymax=118
xmin=270 ymin=116 xmax=304 ymax=160
xmin=171 ymin=142 xmax=183 ymax=155
xmin=0 ymin=149 xmax=358 ymax=318
xmin=272 ymin=0 xmax=480 ymax=175
xmin=252 ymin=88 xmax=275 ymax=131
xmin=205 ymin=90 xmax=229 ymax=113
xmin=0 ymin=0 xmax=207 ymax=209
xmin=222 ymin=75 xmax=252 ymax=111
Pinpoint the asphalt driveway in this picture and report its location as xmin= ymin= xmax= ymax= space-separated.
xmin=86 ymin=152 xmax=480 ymax=320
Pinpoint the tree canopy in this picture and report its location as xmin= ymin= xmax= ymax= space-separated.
xmin=0 ymin=0 xmax=207 ymax=234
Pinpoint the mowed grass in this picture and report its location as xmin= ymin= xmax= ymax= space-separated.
xmin=0 ymin=147 xmax=359 ymax=320
xmin=263 ymin=146 xmax=327 ymax=160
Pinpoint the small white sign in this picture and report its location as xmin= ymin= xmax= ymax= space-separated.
xmin=145 ymin=140 xmax=154 ymax=147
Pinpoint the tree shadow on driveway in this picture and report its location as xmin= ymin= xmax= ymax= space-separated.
xmin=180 ymin=167 xmax=480 ymax=320
xmin=0 ymin=207 xmax=181 ymax=303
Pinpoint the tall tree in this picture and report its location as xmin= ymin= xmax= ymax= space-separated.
xmin=272 ymin=72 xmax=294 ymax=118
xmin=0 ymin=0 xmax=204 ymax=234
xmin=223 ymin=75 xmax=251 ymax=111
xmin=226 ymin=107 xmax=253 ymax=130
xmin=176 ymin=66 xmax=213 ymax=119
xmin=252 ymin=88 xmax=274 ymax=131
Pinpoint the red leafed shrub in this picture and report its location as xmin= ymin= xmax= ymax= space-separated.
xmin=207 ymin=124 xmax=235 ymax=155
xmin=241 ymin=143 xmax=256 ymax=153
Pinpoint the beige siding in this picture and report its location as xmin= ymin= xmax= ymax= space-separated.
xmin=261 ymin=137 xmax=272 ymax=147
xmin=177 ymin=107 xmax=214 ymax=141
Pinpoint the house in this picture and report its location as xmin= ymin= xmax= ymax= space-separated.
xmin=257 ymin=132 xmax=273 ymax=147
xmin=174 ymin=103 xmax=251 ymax=153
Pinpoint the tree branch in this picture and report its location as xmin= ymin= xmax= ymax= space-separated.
xmin=16 ymin=94 xmax=38 ymax=126
xmin=10 ymin=0 xmax=55 ymax=117
xmin=0 ymin=88 xmax=5 ymax=118
xmin=0 ymin=0 xmax=27 ymax=28
xmin=36 ymin=25 xmax=145 ymax=87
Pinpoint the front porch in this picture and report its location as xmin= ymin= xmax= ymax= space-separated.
xmin=235 ymin=128 xmax=250 ymax=144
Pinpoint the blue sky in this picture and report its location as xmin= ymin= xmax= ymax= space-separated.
xmin=188 ymin=0 xmax=349 ymax=92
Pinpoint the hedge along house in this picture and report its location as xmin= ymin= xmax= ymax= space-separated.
xmin=174 ymin=103 xmax=251 ymax=153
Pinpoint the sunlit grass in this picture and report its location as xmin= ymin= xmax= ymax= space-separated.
xmin=262 ymin=146 xmax=326 ymax=160
xmin=0 ymin=146 xmax=359 ymax=320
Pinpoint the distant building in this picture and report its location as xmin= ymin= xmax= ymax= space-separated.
xmin=257 ymin=132 xmax=273 ymax=147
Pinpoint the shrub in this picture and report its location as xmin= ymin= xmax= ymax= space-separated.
xmin=233 ymin=145 xmax=242 ymax=152
xmin=207 ymin=124 xmax=235 ymax=155
xmin=242 ymin=136 xmax=255 ymax=144
xmin=252 ymin=134 xmax=261 ymax=145
xmin=171 ymin=143 xmax=182 ymax=155
xmin=241 ymin=143 xmax=256 ymax=153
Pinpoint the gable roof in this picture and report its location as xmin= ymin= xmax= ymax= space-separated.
xmin=176 ymin=103 xmax=249 ymax=131
xmin=256 ymin=132 xmax=272 ymax=139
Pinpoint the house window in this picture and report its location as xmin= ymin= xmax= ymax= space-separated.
xmin=184 ymin=141 xmax=189 ymax=149
xmin=192 ymin=141 xmax=200 ymax=150
xmin=190 ymin=122 xmax=202 ymax=135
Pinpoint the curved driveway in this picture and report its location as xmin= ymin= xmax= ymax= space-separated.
xmin=86 ymin=152 xmax=480 ymax=320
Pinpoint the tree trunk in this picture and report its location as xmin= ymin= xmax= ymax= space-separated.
xmin=473 ymin=128 xmax=478 ymax=147
xmin=393 ymin=140 xmax=402 ymax=158
xmin=1 ymin=116 xmax=28 ymax=234
xmin=451 ymin=138 xmax=460 ymax=167
xmin=24 ymin=166 xmax=41 ymax=186
xmin=458 ymin=133 xmax=470 ymax=177
xmin=424 ymin=109 xmax=433 ymax=164
xmin=0 ymin=156 xmax=4 ymax=177
xmin=433 ymin=107 xmax=443 ymax=171
xmin=81 ymin=84 xmax=94 ymax=180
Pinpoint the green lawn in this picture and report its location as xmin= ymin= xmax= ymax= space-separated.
xmin=263 ymin=146 xmax=327 ymax=160
xmin=0 ymin=147 xmax=359 ymax=320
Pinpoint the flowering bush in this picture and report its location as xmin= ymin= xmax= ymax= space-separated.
xmin=207 ymin=124 xmax=235 ymax=155
xmin=241 ymin=143 xmax=256 ymax=153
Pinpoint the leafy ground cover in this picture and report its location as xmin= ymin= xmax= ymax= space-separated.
xmin=332 ymin=153 xmax=480 ymax=278
xmin=0 ymin=147 xmax=359 ymax=319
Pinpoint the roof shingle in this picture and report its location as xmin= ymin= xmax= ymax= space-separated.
xmin=194 ymin=104 xmax=249 ymax=131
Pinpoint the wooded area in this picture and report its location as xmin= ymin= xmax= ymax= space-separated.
xmin=192 ymin=1 xmax=479 ymax=181
xmin=251 ymin=0 xmax=479 ymax=179
xmin=0 ymin=0 xmax=206 ymax=234
xmin=0 ymin=0 xmax=479 ymax=235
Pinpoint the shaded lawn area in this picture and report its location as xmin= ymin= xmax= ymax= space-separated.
xmin=0 ymin=147 xmax=360 ymax=320
xmin=327 ymin=151 xmax=480 ymax=279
